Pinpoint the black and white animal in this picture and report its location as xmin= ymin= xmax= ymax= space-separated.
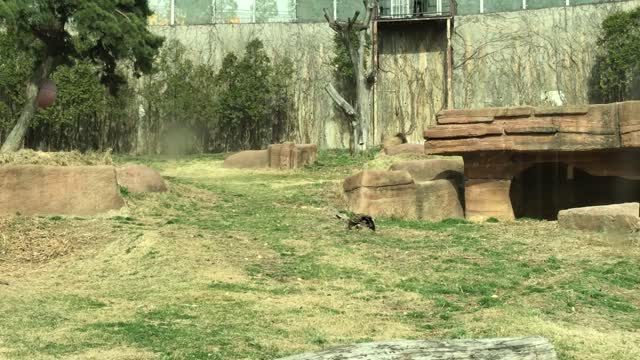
xmin=335 ymin=212 xmax=376 ymax=231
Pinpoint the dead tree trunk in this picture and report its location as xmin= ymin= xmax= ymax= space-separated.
xmin=276 ymin=337 xmax=558 ymax=360
xmin=324 ymin=0 xmax=378 ymax=153
xmin=0 ymin=57 xmax=55 ymax=153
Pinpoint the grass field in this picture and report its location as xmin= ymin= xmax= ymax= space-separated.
xmin=0 ymin=150 xmax=639 ymax=359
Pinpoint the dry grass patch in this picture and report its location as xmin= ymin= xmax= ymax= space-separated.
xmin=0 ymin=216 xmax=117 ymax=264
xmin=0 ymin=149 xmax=113 ymax=166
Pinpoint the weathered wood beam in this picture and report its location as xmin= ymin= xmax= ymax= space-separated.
xmin=276 ymin=337 xmax=558 ymax=360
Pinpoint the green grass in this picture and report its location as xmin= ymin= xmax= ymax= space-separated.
xmin=0 ymin=150 xmax=639 ymax=359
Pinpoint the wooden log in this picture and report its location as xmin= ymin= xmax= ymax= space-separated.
xmin=276 ymin=337 xmax=558 ymax=360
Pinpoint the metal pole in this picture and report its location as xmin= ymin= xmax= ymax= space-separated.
xmin=480 ymin=0 xmax=484 ymax=13
xmin=170 ymin=0 xmax=175 ymax=25
xmin=212 ymin=0 xmax=216 ymax=23
xmin=447 ymin=16 xmax=453 ymax=109
xmin=252 ymin=0 xmax=256 ymax=22
xmin=522 ymin=0 xmax=527 ymax=10
xmin=333 ymin=0 xmax=337 ymax=19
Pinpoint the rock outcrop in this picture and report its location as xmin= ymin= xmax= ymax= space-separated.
xmin=0 ymin=165 xmax=125 ymax=216
xmin=558 ymin=203 xmax=640 ymax=232
xmin=223 ymin=143 xmax=317 ymax=169
xmin=343 ymin=157 xmax=464 ymax=221
xmin=116 ymin=164 xmax=168 ymax=193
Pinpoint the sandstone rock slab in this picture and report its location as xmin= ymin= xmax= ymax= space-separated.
xmin=292 ymin=144 xmax=318 ymax=168
xmin=558 ymin=203 xmax=640 ymax=232
xmin=269 ymin=143 xmax=296 ymax=169
xmin=345 ymin=184 xmax=417 ymax=219
xmin=0 ymin=165 xmax=124 ymax=216
xmin=389 ymin=157 xmax=464 ymax=182
xmin=116 ymin=164 xmax=167 ymax=193
xmin=416 ymin=179 xmax=464 ymax=221
xmin=223 ymin=150 xmax=270 ymax=169
xmin=343 ymin=170 xmax=414 ymax=192
xmin=465 ymin=179 xmax=514 ymax=222
xmin=384 ymin=143 xmax=425 ymax=156
xmin=268 ymin=143 xmax=317 ymax=169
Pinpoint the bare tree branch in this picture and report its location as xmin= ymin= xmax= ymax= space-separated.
xmin=325 ymin=84 xmax=356 ymax=120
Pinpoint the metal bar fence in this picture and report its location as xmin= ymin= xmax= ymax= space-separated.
xmin=146 ymin=0 xmax=632 ymax=25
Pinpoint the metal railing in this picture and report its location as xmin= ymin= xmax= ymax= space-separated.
xmin=147 ymin=0 xmax=631 ymax=25
xmin=379 ymin=0 xmax=450 ymax=19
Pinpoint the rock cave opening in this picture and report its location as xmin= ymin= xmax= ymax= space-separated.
xmin=509 ymin=162 xmax=640 ymax=220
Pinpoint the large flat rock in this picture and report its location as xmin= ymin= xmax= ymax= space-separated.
xmin=116 ymin=164 xmax=167 ymax=193
xmin=343 ymin=170 xmax=414 ymax=192
xmin=416 ymin=179 xmax=464 ymax=221
xmin=223 ymin=149 xmax=270 ymax=169
xmin=345 ymin=184 xmax=417 ymax=219
xmin=0 ymin=165 xmax=125 ymax=216
xmin=390 ymin=157 xmax=464 ymax=182
xmin=384 ymin=143 xmax=425 ymax=156
xmin=558 ymin=203 xmax=640 ymax=232
xmin=465 ymin=179 xmax=514 ymax=222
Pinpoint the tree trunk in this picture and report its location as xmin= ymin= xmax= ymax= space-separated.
xmin=275 ymin=337 xmax=558 ymax=360
xmin=0 ymin=57 xmax=54 ymax=153
xmin=355 ymin=29 xmax=372 ymax=150
xmin=324 ymin=1 xmax=377 ymax=154
xmin=135 ymin=102 xmax=147 ymax=155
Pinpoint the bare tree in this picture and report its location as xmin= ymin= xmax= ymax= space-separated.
xmin=324 ymin=0 xmax=378 ymax=153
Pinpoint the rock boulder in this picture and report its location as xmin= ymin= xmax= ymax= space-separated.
xmin=389 ymin=157 xmax=464 ymax=182
xmin=223 ymin=150 xmax=270 ymax=169
xmin=416 ymin=179 xmax=464 ymax=221
xmin=0 ymin=165 xmax=124 ymax=216
xmin=116 ymin=164 xmax=167 ymax=193
xmin=384 ymin=143 xmax=425 ymax=156
xmin=558 ymin=203 xmax=640 ymax=232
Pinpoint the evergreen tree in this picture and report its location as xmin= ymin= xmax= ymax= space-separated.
xmin=0 ymin=0 xmax=164 ymax=152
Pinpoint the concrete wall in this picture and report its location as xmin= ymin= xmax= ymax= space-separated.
xmin=376 ymin=21 xmax=447 ymax=144
xmin=452 ymin=1 xmax=640 ymax=109
xmin=149 ymin=0 xmax=640 ymax=148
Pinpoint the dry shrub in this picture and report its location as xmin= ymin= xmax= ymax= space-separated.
xmin=0 ymin=149 xmax=113 ymax=166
